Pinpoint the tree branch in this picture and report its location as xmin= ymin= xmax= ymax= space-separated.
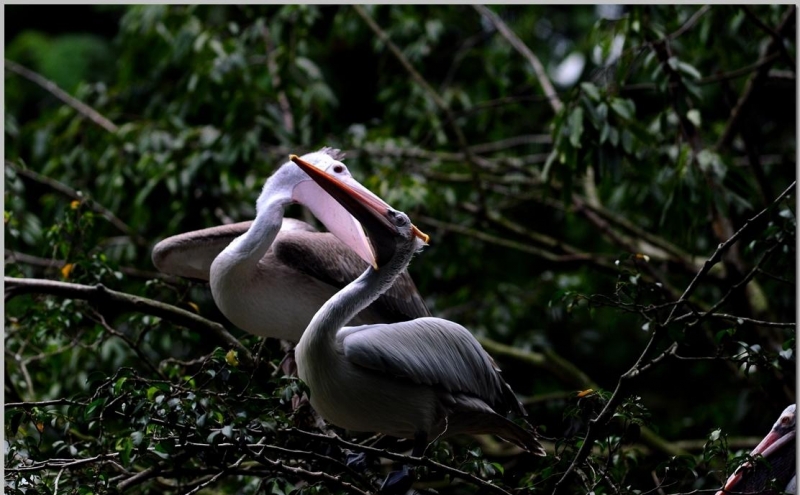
xmin=418 ymin=215 xmax=617 ymax=274
xmin=473 ymin=5 xmax=562 ymax=114
xmin=741 ymin=6 xmax=796 ymax=70
xmin=286 ymin=428 xmax=513 ymax=495
xmin=5 ymin=59 xmax=119 ymax=133
xmin=352 ymin=5 xmax=489 ymax=212
xmin=4 ymin=277 xmax=255 ymax=368
xmin=5 ymin=249 xmax=174 ymax=282
xmin=676 ymin=312 xmax=795 ymax=329
xmin=716 ymin=5 xmax=796 ymax=149
xmin=552 ymin=325 xmax=666 ymax=494
xmin=664 ymin=181 xmax=796 ymax=325
xmin=6 ymin=160 xmax=145 ymax=245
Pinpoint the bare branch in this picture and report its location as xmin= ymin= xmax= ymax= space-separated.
xmin=473 ymin=5 xmax=562 ymax=114
xmin=742 ymin=6 xmax=796 ymax=70
xmin=86 ymin=309 xmax=167 ymax=379
xmin=716 ymin=5 xmax=797 ymax=149
xmin=664 ymin=181 xmax=796 ymax=325
xmin=5 ymin=398 xmax=84 ymax=409
xmin=287 ymin=428 xmax=513 ymax=495
xmin=5 ymin=59 xmax=119 ymax=133
xmin=666 ymin=5 xmax=712 ymax=42
xmin=5 ymin=249 xmax=175 ymax=282
xmin=677 ymin=312 xmax=795 ymax=329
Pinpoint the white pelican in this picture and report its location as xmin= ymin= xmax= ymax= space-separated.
xmin=716 ymin=404 xmax=796 ymax=495
xmin=291 ymin=154 xmax=545 ymax=490
xmin=151 ymin=148 xmax=430 ymax=343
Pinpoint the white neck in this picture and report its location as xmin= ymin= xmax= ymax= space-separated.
xmin=213 ymin=171 xmax=294 ymax=277
xmin=300 ymin=237 xmax=416 ymax=349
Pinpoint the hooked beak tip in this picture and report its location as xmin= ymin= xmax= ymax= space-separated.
xmin=412 ymin=225 xmax=430 ymax=244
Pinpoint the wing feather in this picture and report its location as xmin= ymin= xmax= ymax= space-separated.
xmin=339 ymin=318 xmax=519 ymax=414
xmin=152 ymin=219 xmax=317 ymax=281
xmin=152 ymin=221 xmax=254 ymax=280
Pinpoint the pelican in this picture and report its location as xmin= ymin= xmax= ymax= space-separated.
xmin=716 ymin=404 xmax=796 ymax=495
xmin=151 ymin=148 xmax=430 ymax=343
xmin=291 ymin=155 xmax=545 ymax=490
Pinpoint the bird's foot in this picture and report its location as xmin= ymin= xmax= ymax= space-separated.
xmin=380 ymin=465 xmax=415 ymax=494
xmin=344 ymin=451 xmax=370 ymax=471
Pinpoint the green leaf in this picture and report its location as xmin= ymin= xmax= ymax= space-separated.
xmin=116 ymin=436 xmax=133 ymax=467
xmin=686 ymin=109 xmax=701 ymax=127
xmin=677 ymin=60 xmax=702 ymax=80
xmin=610 ymin=97 xmax=635 ymax=120
xmin=84 ymin=398 xmax=107 ymax=419
xmin=114 ymin=377 xmax=128 ymax=396
xmin=581 ymin=82 xmax=601 ymax=101
xmin=569 ymin=107 xmax=584 ymax=148
xmin=222 ymin=424 xmax=233 ymax=439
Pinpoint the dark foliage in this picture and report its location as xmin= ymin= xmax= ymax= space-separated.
xmin=5 ymin=5 xmax=796 ymax=494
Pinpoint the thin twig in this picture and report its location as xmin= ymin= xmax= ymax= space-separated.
xmin=86 ymin=309 xmax=167 ymax=379
xmin=755 ymin=268 xmax=795 ymax=285
xmin=716 ymin=5 xmax=796 ymax=149
xmin=6 ymin=160 xmax=144 ymax=245
xmin=741 ymin=6 xmax=796 ymax=70
xmin=5 ymin=398 xmax=84 ymax=409
xmin=287 ymin=428 xmax=513 ymax=495
xmin=469 ymin=134 xmax=551 ymax=154
xmin=665 ymin=5 xmax=712 ymax=42
xmin=418 ymin=215 xmax=617 ymax=273
xmin=352 ymin=5 xmax=489 ymax=212
xmin=5 ymin=59 xmax=119 ymax=133
xmin=182 ymin=453 xmax=249 ymax=495
xmin=246 ymin=441 xmax=371 ymax=495
xmin=663 ymin=181 xmax=796 ymax=325
xmin=675 ymin=312 xmax=795 ymax=329
xmin=552 ymin=325 xmax=665 ymax=494
xmin=6 ymin=453 xmax=121 ymax=473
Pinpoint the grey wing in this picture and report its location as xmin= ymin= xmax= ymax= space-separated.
xmin=152 ymin=219 xmax=317 ymax=281
xmin=273 ymin=232 xmax=430 ymax=321
xmin=340 ymin=317 xmax=519 ymax=413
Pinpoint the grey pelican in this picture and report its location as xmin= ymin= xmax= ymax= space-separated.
xmin=291 ymin=154 xmax=545 ymax=491
xmin=151 ymin=148 xmax=430 ymax=343
xmin=716 ymin=404 xmax=796 ymax=495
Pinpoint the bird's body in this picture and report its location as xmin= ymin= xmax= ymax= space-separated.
xmin=151 ymin=149 xmax=429 ymax=342
xmin=292 ymin=154 xmax=544 ymax=457
xmin=717 ymin=404 xmax=796 ymax=495
xmin=300 ymin=316 xmax=535 ymax=445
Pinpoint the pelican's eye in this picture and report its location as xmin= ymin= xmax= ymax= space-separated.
xmin=389 ymin=210 xmax=408 ymax=227
xmin=332 ymin=165 xmax=345 ymax=174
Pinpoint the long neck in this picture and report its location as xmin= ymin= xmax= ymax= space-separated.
xmin=218 ymin=195 xmax=285 ymax=269
xmin=212 ymin=171 xmax=294 ymax=277
xmin=302 ymin=243 xmax=414 ymax=348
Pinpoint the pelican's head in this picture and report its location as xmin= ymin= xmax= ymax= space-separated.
xmin=716 ymin=404 xmax=796 ymax=495
xmin=260 ymin=148 xmax=388 ymax=268
xmin=291 ymin=154 xmax=429 ymax=269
